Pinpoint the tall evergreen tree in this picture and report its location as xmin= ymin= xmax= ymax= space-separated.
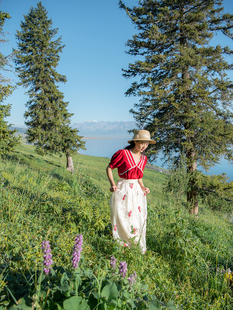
xmin=120 ymin=0 xmax=233 ymax=214
xmin=14 ymin=2 xmax=85 ymax=171
xmin=0 ymin=10 xmax=20 ymax=157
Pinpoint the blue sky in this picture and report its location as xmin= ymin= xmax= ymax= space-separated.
xmin=1 ymin=0 xmax=233 ymax=126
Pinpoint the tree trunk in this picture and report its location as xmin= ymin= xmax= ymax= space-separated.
xmin=186 ymin=149 xmax=198 ymax=215
xmin=180 ymin=5 xmax=198 ymax=214
xmin=66 ymin=152 xmax=74 ymax=173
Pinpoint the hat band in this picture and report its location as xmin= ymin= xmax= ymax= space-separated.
xmin=134 ymin=134 xmax=151 ymax=140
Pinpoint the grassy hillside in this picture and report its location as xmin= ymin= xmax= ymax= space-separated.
xmin=0 ymin=144 xmax=233 ymax=309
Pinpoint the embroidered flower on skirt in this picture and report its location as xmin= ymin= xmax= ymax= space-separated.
xmin=130 ymin=225 xmax=137 ymax=235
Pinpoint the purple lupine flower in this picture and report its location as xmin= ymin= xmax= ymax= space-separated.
xmin=41 ymin=240 xmax=53 ymax=275
xmin=110 ymin=255 xmax=116 ymax=269
xmin=128 ymin=271 xmax=137 ymax=286
xmin=119 ymin=261 xmax=127 ymax=277
xmin=72 ymin=234 xmax=83 ymax=269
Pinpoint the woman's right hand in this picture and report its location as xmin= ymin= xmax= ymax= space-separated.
xmin=106 ymin=166 xmax=117 ymax=193
xmin=110 ymin=185 xmax=117 ymax=192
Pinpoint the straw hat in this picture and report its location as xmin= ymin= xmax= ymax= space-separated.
xmin=127 ymin=130 xmax=156 ymax=144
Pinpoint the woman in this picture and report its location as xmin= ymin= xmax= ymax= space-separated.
xmin=106 ymin=130 xmax=155 ymax=253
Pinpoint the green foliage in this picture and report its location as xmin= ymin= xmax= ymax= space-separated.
xmin=0 ymin=8 xmax=21 ymax=156
xmin=14 ymin=2 xmax=85 ymax=159
xmin=197 ymin=173 xmax=233 ymax=211
xmin=0 ymin=104 xmax=21 ymax=157
xmin=3 ymin=259 xmax=177 ymax=310
xmin=164 ymin=156 xmax=233 ymax=212
xmin=59 ymin=125 xmax=86 ymax=157
xmin=120 ymin=0 xmax=233 ymax=209
xmin=147 ymin=203 xmax=233 ymax=309
xmin=163 ymin=156 xmax=189 ymax=208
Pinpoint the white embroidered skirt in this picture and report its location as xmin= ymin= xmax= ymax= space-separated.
xmin=110 ymin=178 xmax=147 ymax=254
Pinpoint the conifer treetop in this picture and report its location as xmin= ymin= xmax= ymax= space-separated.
xmin=14 ymin=1 xmax=66 ymax=92
xmin=120 ymin=0 xmax=233 ymax=171
xmin=14 ymin=2 xmax=85 ymax=159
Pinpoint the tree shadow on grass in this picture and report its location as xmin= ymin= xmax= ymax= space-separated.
xmin=43 ymin=159 xmax=63 ymax=168
xmin=5 ymin=152 xmax=63 ymax=170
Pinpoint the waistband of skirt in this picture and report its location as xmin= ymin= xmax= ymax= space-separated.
xmin=118 ymin=178 xmax=138 ymax=184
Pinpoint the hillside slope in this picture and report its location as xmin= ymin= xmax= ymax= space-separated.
xmin=0 ymin=144 xmax=232 ymax=309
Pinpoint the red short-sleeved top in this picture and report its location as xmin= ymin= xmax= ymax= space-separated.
xmin=109 ymin=149 xmax=147 ymax=179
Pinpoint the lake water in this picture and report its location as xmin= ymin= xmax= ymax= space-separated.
xmin=80 ymin=138 xmax=233 ymax=181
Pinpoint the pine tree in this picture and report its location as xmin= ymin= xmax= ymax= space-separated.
xmin=120 ymin=0 xmax=233 ymax=214
xmin=14 ymin=2 xmax=85 ymax=171
xmin=0 ymin=10 xmax=20 ymax=157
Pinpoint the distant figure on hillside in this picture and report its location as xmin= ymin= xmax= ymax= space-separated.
xmin=106 ymin=130 xmax=155 ymax=254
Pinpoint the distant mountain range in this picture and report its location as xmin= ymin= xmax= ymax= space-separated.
xmin=72 ymin=121 xmax=136 ymax=137
xmin=11 ymin=121 xmax=136 ymax=138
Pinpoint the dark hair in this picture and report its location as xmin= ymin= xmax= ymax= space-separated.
xmin=124 ymin=141 xmax=135 ymax=150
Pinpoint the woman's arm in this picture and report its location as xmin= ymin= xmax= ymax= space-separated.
xmin=106 ymin=165 xmax=117 ymax=192
xmin=138 ymin=178 xmax=150 ymax=194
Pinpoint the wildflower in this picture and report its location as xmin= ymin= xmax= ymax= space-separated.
xmin=128 ymin=271 xmax=137 ymax=286
xmin=72 ymin=234 xmax=83 ymax=269
xmin=119 ymin=261 xmax=127 ymax=277
xmin=41 ymin=240 xmax=53 ymax=275
xmin=110 ymin=255 xmax=116 ymax=269
xmin=124 ymin=243 xmax=128 ymax=247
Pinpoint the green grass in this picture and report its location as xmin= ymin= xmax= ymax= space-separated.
xmin=0 ymin=144 xmax=233 ymax=309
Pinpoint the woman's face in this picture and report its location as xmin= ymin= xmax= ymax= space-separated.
xmin=134 ymin=141 xmax=149 ymax=153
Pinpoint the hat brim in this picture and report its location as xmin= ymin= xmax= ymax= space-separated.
xmin=127 ymin=139 xmax=156 ymax=144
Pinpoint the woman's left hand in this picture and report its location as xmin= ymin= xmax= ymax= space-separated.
xmin=141 ymin=186 xmax=150 ymax=194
